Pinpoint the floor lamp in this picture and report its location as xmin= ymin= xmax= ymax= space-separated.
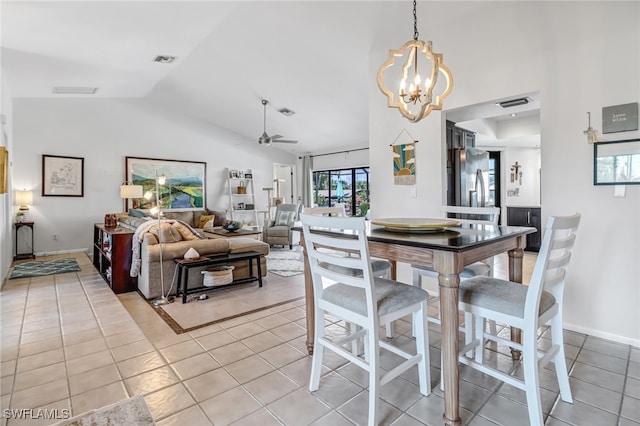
xmin=144 ymin=172 xmax=171 ymax=306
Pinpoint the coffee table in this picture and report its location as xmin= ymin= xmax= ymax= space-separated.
xmin=204 ymin=228 xmax=262 ymax=240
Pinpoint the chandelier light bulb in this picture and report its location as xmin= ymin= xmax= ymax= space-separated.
xmin=150 ymin=206 xmax=159 ymax=215
xmin=158 ymin=175 xmax=166 ymax=185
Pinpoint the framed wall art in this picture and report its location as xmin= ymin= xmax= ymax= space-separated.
xmin=0 ymin=147 xmax=7 ymax=194
xmin=593 ymin=138 xmax=640 ymax=185
xmin=42 ymin=154 xmax=84 ymax=196
xmin=125 ymin=156 xmax=206 ymax=211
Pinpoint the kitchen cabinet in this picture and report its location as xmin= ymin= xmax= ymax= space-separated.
xmin=507 ymin=207 xmax=541 ymax=252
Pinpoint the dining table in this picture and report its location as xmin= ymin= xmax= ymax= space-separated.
xmin=296 ymin=219 xmax=536 ymax=426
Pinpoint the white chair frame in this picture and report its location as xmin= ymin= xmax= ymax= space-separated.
xmin=458 ymin=213 xmax=580 ymax=425
xmin=300 ymin=214 xmax=431 ymax=425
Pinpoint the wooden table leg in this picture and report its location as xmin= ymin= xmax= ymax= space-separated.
xmin=439 ymin=272 xmax=462 ymax=426
xmin=508 ymin=247 xmax=524 ymax=360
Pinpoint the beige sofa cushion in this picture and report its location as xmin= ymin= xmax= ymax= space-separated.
xmin=149 ymin=222 xmax=182 ymax=243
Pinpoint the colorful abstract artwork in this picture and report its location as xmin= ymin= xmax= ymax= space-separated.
xmin=392 ymin=143 xmax=416 ymax=185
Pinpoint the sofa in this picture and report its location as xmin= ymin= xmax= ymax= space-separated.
xmin=116 ymin=211 xmax=269 ymax=299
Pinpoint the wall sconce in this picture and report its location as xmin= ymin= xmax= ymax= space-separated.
xmin=15 ymin=189 xmax=33 ymax=221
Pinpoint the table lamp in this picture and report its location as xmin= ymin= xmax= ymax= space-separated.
xmin=120 ymin=182 xmax=143 ymax=211
xmin=15 ymin=189 xmax=33 ymax=222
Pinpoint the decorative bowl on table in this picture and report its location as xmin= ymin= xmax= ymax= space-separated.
xmin=222 ymin=221 xmax=243 ymax=232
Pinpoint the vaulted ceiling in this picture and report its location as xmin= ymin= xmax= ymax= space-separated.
xmin=1 ymin=1 xmax=539 ymax=155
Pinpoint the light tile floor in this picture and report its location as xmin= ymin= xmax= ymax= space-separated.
xmin=1 ymin=252 xmax=638 ymax=425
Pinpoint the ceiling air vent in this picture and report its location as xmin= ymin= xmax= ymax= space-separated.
xmin=153 ymin=55 xmax=177 ymax=64
xmin=278 ymin=108 xmax=296 ymax=117
xmin=496 ymin=97 xmax=530 ymax=108
xmin=52 ymin=87 xmax=98 ymax=95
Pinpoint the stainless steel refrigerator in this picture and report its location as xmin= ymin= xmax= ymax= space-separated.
xmin=453 ymin=147 xmax=490 ymax=207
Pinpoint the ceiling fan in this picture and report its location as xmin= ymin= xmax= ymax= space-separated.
xmin=258 ymin=99 xmax=298 ymax=146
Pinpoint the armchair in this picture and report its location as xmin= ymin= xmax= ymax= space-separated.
xmin=263 ymin=203 xmax=301 ymax=249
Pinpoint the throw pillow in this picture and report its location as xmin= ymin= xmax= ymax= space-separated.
xmin=150 ymin=223 xmax=182 ymax=243
xmin=172 ymin=222 xmax=200 ymax=241
xmin=275 ymin=210 xmax=295 ymax=226
xmin=129 ymin=209 xmax=146 ymax=218
xmin=198 ymin=214 xmax=215 ymax=228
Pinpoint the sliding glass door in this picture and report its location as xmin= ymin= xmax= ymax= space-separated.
xmin=312 ymin=167 xmax=370 ymax=217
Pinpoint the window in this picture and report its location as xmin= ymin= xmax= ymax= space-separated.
xmin=312 ymin=167 xmax=370 ymax=217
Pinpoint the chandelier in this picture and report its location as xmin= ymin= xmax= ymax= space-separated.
xmin=377 ymin=0 xmax=453 ymax=123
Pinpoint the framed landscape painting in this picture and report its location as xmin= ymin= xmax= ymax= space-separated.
xmin=42 ymin=154 xmax=84 ymax=196
xmin=125 ymin=156 xmax=206 ymax=212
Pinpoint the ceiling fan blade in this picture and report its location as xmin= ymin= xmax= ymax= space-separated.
xmin=272 ymin=139 xmax=298 ymax=144
xmin=270 ymin=134 xmax=284 ymax=140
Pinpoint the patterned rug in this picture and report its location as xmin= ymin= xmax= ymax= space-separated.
xmin=266 ymin=246 xmax=304 ymax=277
xmin=52 ymin=394 xmax=154 ymax=426
xmin=9 ymin=258 xmax=81 ymax=279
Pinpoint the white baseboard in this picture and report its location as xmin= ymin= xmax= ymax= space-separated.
xmin=564 ymin=322 xmax=640 ymax=348
xmin=35 ymin=248 xmax=90 ymax=257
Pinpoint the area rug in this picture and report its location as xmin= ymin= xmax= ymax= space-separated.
xmin=153 ymin=277 xmax=305 ymax=334
xmin=9 ymin=258 xmax=81 ymax=279
xmin=52 ymin=394 xmax=154 ymax=426
xmin=266 ymin=246 xmax=304 ymax=277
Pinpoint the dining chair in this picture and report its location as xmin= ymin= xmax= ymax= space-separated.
xmin=457 ymin=213 xmax=580 ymax=426
xmin=385 ymin=206 xmax=501 ymax=339
xmin=303 ymin=206 xmax=392 ymax=279
xmin=300 ymin=213 xmax=431 ymax=425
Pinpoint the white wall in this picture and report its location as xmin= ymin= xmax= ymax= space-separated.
xmin=503 ymin=147 xmax=541 ymax=208
xmin=11 ymin=98 xmax=296 ymax=255
xmin=370 ymin=2 xmax=639 ymax=344
xmin=0 ymin=71 xmax=13 ymax=285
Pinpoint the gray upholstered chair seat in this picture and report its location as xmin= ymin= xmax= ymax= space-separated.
xmin=321 ymin=277 xmax=429 ymax=317
xmin=459 ymin=276 xmax=556 ymax=319
xmin=320 ymin=258 xmax=392 ymax=278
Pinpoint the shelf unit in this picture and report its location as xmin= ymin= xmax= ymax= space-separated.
xmin=227 ymin=168 xmax=259 ymax=230
xmin=92 ymin=224 xmax=137 ymax=293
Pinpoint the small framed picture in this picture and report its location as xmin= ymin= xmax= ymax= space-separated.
xmin=238 ymin=170 xmax=244 ymax=179
xmin=237 ymin=202 xmax=245 ymax=210
xmin=245 ymin=173 xmax=253 ymax=179
xmin=42 ymin=154 xmax=84 ymax=197
xmin=230 ymin=170 xmax=238 ymax=178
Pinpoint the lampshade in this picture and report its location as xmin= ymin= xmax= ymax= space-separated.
xmin=15 ymin=189 xmax=33 ymax=210
xmin=120 ymin=183 xmax=143 ymax=199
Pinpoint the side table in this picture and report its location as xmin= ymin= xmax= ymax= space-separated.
xmin=14 ymin=221 xmax=35 ymax=260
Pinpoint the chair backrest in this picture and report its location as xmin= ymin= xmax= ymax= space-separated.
xmin=299 ymin=214 xmax=377 ymax=322
xmin=525 ymin=213 xmax=581 ymax=322
xmin=303 ymin=205 xmax=347 ymax=217
xmin=272 ymin=203 xmax=301 ymax=226
xmin=442 ymin=205 xmax=500 ymax=227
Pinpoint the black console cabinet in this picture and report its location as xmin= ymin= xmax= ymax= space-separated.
xmin=507 ymin=207 xmax=542 ymax=252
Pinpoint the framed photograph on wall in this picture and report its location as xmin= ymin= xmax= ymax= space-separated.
xmin=593 ymin=138 xmax=640 ymax=185
xmin=42 ymin=154 xmax=84 ymax=197
xmin=125 ymin=156 xmax=207 ymax=212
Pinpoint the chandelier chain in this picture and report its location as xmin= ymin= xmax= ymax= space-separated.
xmin=413 ymin=0 xmax=419 ymax=40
